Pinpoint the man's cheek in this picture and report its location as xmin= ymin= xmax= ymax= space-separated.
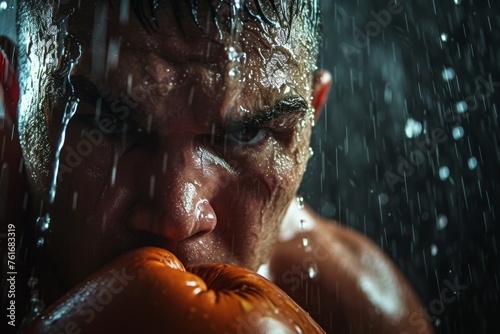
xmin=56 ymin=138 xmax=113 ymax=210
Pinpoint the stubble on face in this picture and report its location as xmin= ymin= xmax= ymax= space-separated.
xmin=24 ymin=1 xmax=317 ymax=289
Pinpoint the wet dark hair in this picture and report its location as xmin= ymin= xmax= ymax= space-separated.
xmin=18 ymin=1 xmax=322 ymax=50
xmin=127 ymin=0 xmax=321 ymax=38
xmin=15 ymin=0 xmax=322 ymax=189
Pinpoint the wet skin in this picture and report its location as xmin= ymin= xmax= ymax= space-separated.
xmin=17 ymin=2 xmax=328 ymax=302
xmin=0 ymin=3 xmax=434 ymax=333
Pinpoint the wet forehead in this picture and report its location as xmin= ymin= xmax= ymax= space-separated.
xmin=62 ymin=1 xmax=314 ymax=123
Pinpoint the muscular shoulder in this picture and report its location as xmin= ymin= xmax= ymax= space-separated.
xmin=264 ymin=201 xmax=433 ymax=334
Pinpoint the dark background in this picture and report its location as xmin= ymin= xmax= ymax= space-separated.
xmin=1 ymin=0 xmax=499 ymax=333
xmin=300 ymin=0 xmax=500 ymax=333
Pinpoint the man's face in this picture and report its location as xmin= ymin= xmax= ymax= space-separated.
xmin=23 ymin=2 xmax=318 ymax=290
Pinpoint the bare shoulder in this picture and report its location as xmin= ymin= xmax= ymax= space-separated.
xmin=264 ymin=200 xmax=434 ymax=334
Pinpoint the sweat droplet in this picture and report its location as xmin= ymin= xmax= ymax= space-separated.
xmin=439 ymin=166 xmax=450 ymax=180
xmin=436 ymin=215 xmax=448 ymax=230
xmin=302 ymin=237 xmax=309 ymax=247
xmin=228 ymin=67 xmax=237 ymax=78
xmin=296 ymin=196 xmax=304 ymax=210
xmin=308 ymin=264 xmax=318 ymax=279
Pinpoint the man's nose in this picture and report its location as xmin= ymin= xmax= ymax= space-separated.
xmin=126 ymin=136 xmax=218 ymax=242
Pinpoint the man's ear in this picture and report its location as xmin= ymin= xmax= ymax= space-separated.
xmin=1 ymin=36 xmax=19 ymax=128
xmin=311 ymin=70 xmax=332 ymax=121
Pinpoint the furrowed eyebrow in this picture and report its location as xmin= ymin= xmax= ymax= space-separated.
xmin=68 ymin=74 xmax=145 ymax=125
xmin=68 ymin=75 xmax=308 ymax=132
xmin=235 ymin=96 xmax=309 ymax=128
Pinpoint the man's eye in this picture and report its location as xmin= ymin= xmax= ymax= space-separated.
xmin=226 ymin=128 xmax=269 ymax=145
xmin=95 ymin=115 xmax=139 ymax=135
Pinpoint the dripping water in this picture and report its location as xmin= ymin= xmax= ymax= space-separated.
xmin=23 ymin=35 xmax=82 ymax=326
xmin=49 ymin=34 xmax=82 ymax=204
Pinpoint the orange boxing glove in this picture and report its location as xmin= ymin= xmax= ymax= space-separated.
xmin=25 ymin=247 xmax=325 ymax=334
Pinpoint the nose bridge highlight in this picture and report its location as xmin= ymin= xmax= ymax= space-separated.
xmin=149 ymin=138 xmax=217 ymax=241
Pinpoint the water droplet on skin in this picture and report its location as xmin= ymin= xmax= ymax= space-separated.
xmin=452 ymin=126 xmax=465 ymax=140
xmin=300 ymin=219 xmax=306 ymax=229
xmin=405 ymin=118 xmax=422 ymax=138
xmin=468 ymin=157 xmax=478 ymax=170
xmin=442 ymin=68 xmax=456 ymax=81
xmin=295 ymin=129 xmax=303 ymax=143
xmin=439 ymin=166 xmax=450 ymax=180
xmin=302 ymin=237 xmax=309 ymax=247
xmin=228 ymin=67 xmax=238 ymax=78
xmin=296 ymin=196 xmax=304 ymax=210
xmin=308 ymin=264 xmax=318 ymax=279
xmin=227 ymin=46 xmax=238 ymax=61
xmin=431 ymin=244 xmax=438 ymax=256
xmin=436 ymin=215 xmax=448 ymax=231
